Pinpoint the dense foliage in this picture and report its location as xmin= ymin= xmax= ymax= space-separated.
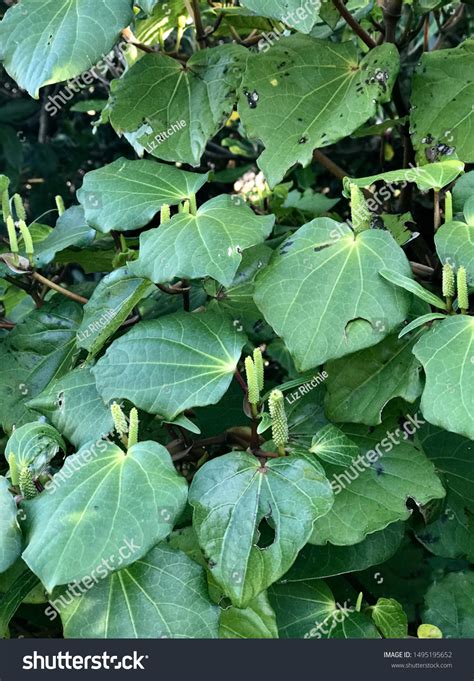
xmin=0 ymin=0 xmax=473 ymax=640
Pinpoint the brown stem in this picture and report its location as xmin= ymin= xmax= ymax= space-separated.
xmin=332 ymin=0 xmax=377 ymax=49
xmin=433 ymin=190 xmax=441 ymax=232
xmin=31 ymin=272 xmax=88 ymax=304
xmin=312 ymin=149 xmax=347 ymax=181
xmin=234 ymin=370 xmax=248 ymax=394
xmin=0 ymin=320 xmax=15 ymax=329
xmin=423 ymin=13 xmax=430 ymax=51
xmin=191 ymin=0 xmax=207 ymax=48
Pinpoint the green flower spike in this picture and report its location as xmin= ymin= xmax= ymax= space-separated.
xmin=13 ymin=194 xmax=26 ymax=222
xmin=350 ymin=183 xmax=371 ymax=233
xmin=18 ymin=220 xmax=34 ymax=263
xmin=6 ymin=215 xmax=19 ymax=256
xmin=268 ymin=389 xmax=288 ymax=455
xmin=128 ymin=408 xmax=139 ymax=450
xmin=111 ymin=401 xmax=129 ymax=437
xmin=55 ymin=195 xmax=66 ymax=216
xmin=245 ymin=356 xmax=260 ymax=406
xmin=457 ymin=266 xmax=469 ymax=313
xmin=19 ymin=467 xmax=37 ymax=500
xmin=442 ymin=263 xmax=455 ymax=301
xmin=2 ymin=189 xmax=11 ymax=222
xmin=253 ymin=347 xmax=264 ymax=392
xmin=161 ymin=203 xmax=171 ymax=224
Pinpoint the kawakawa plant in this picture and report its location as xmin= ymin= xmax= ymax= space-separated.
xmin=0 ymin=0 xmax=473 ymax=641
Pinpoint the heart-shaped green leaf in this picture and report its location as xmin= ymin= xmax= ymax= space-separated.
xmin=268 ymin=580 xmax=337 ymax=638
xmin=22 ymin=441 xmax=188 ymax=591
xmin=238 ymin=36 xmax=399 ymax=186
xmin=77 ymin=158 xmax=208 ymax=233
xmin=0 ymin=0 xmax=134 ymax=98
xmin=0 ymin=477 xmax=22 ymax=573
xmin=413 ymin=316 xmax=474 ymax=440
xmin=56 ymin=544 xmax=219 ymax=638
xmin=106 ymin=44 xmax=246 ymax=166
xmin=371 ymin=598 xmax=408 ymax=638
xmin=93 ymin=310 xmax=246 ymax=420
xmin=189 ymin=451 xmax=333 ymax=607
xmin=254 ymin=218 xmax=412 ymax=370
xmin=130 ymin=195 xmax=274 ymax=287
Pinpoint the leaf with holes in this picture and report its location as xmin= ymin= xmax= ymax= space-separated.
xmin=324 ymin=332 xmax=425 ymax=426
xmin=237 ymin=36 xmax=399 ymax=186
xmin=189 ymin=451 xmax=333 ymax=607
xmin=309 ymin=432 xmax=445 ymax=546
xmin=26 ymin=367 xmax=114 ymax=449
xmin=410 ymin=40 xmax=474 ymax=165
xmin=4 ymin=423 xmax=65 ymax=478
